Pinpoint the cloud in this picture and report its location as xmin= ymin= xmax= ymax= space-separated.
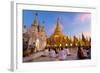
xmin=75 ymin=13 xmax=91 ymax=24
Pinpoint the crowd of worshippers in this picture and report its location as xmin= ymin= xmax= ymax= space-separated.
xmin=42 ymin=46 xmax=90 ymax=60
xmin=42 ymin=46 xmax=71 ymax=60
xmin=23 ymin=43 xmax=91 ymax=60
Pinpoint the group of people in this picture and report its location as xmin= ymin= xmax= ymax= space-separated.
xmin=43 ymin=47 xmax=71 ymax=60
xmin=42 ymin=46 xmax=91 ymax=60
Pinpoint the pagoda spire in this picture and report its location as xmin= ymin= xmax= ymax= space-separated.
xmin=41 ymin=21 xmax=45 ymax=32
xmin=37 ymin=21 xmax=40 ymax=32
xmin=55 ymin=17 xmax=61 ymax=32
xmin=82 ymin=33 xmax=86 ymax=42
xmin=32 ymin=13 xmax=38 ymax=27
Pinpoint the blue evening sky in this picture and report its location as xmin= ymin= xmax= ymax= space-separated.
xmin=23 ymin=10 xmax=91 ymax=37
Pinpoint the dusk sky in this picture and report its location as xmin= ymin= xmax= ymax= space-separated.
xmin=23 ymin=10 xmax=91 ymax=37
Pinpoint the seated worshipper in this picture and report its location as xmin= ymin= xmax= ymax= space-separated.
xmin=43 ymin=48 xmax=49 ymax=57
xmin=58 ymin=48 xmax=67 ymax=60
xmin=64 ymin=47 xmax=71 ymax=56
xmin=49 ymin=48 xmax=56 ymax=58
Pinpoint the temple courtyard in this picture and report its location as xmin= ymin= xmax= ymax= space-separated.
xmin=23 ymin=48 xmax=87 ymax=62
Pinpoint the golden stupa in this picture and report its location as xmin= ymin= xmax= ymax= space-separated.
xmin=47 ymin=18 xmax=68 ymax=47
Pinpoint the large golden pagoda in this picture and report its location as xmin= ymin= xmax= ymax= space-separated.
xmin=47 ymin=18 xmax=68 ymax=47
xmin=51 ymin=18 xmax=64 ymax=37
